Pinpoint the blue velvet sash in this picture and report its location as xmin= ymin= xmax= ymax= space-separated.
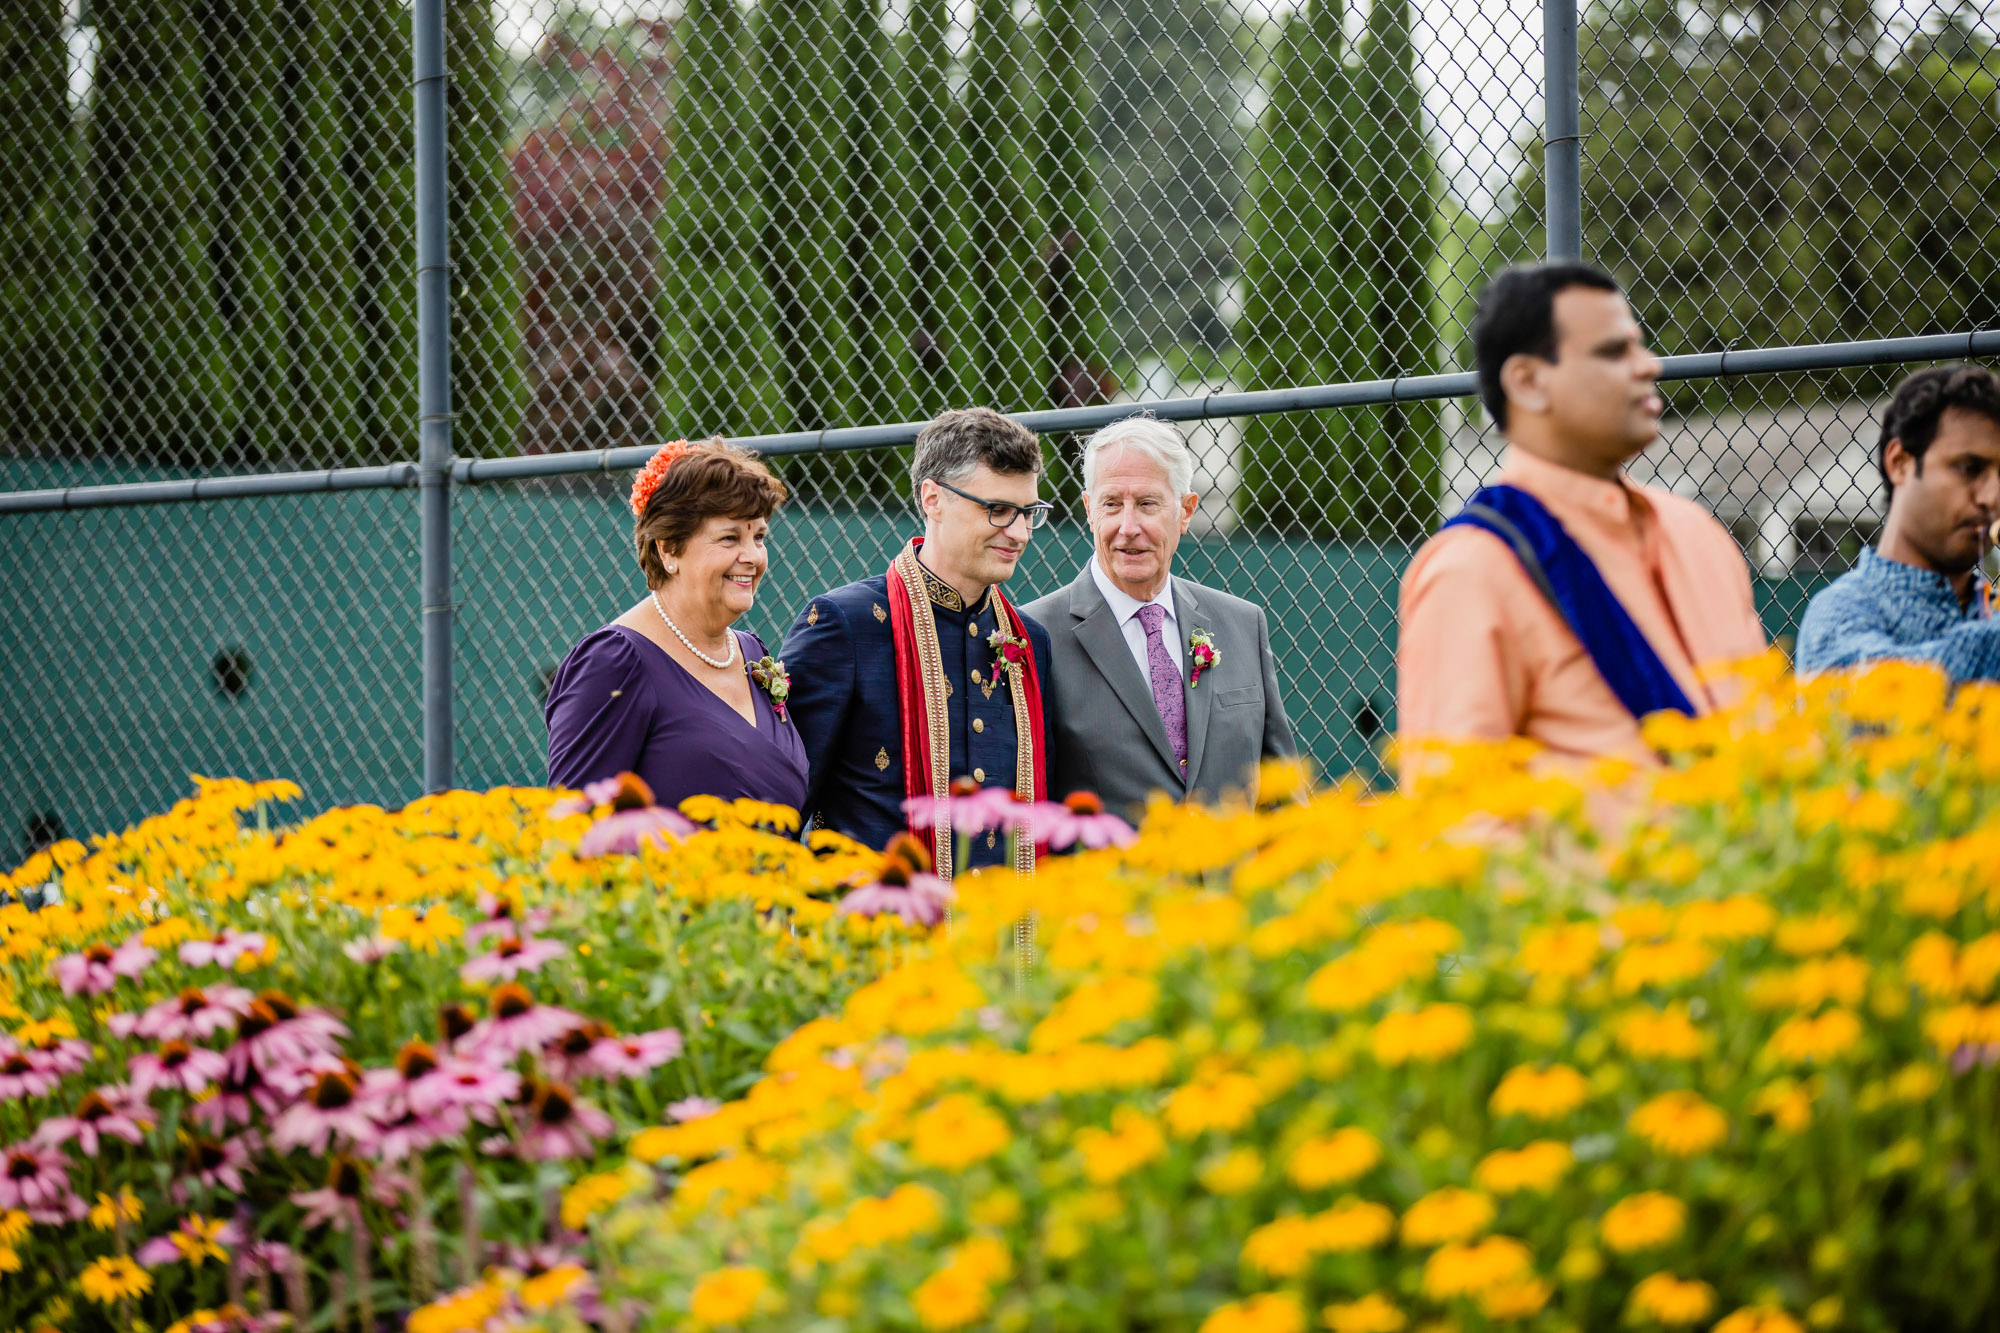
xmin=1444 ymin=483 xmax=1694 ymax=721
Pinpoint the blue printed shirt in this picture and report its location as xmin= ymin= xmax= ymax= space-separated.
xmin=1795 ymin=547 xmax=2000 ymax=682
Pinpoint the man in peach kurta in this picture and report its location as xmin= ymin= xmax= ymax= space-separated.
xmin=1398 ymin=264 xmax=1766 ymax=769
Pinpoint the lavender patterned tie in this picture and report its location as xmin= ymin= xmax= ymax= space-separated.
xmin=1135 ymin=602 xmax=1188 ymax=773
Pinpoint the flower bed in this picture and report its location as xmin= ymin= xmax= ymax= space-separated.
xmin=7 ymin=659 xmax=2000 ymax=1333
xmin=573 ymin=660 xmax=2000 ymax=1333
xmin=0 ymin=778 xmax=913 ymax=1329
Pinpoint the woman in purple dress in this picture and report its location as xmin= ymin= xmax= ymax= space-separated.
xmin=545 ymin=437 xmax=808 ymax=812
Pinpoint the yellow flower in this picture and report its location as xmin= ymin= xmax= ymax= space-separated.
xmin=379 ymin=904 xmax=464 ymax=953
xmin=1473 ymin=1140 xmax=1572 ymax=1195
xmin=0 ymin=1243 xmax=19 ymax=1274
xmin=407 ymin=1282 xmax=508 ymax=1333
xmin=141 ymin=915 xmax=198 ymax=949
xmin=1516 ymin=922 xmax=1601 ymax=982
xmin=1750 ymin=1077 xmax=1817 ymax=1132
xmin=1924 ymin=1002 xmax=2000 ymax=1052
xmin=78 ymin=1255 xmax=153 ymax=1305
xmin=1489 ymin=1063 xmax=1589 ymax=1120
xmin=1711 ymin=1307 xmax=1805 ymax=1333
xmin=1322 ymin=1293 xmax=1406 ymax=1333
xmin=1628 ymin=1091 xmax=1728 ymax=1157
xmin=1312 ymin=1198 xmax=1396 ymax=1252
xmin=520 ymin=1263 xmax=590 ymax=1312
xmin=1612 ymin=940 xmax=1714 ymax=994
xmin=1421 ymin=1235 xmax=1534 ymax=1300
xmin=1400 ymin=1188 xmax=1495 ymax=1247
xmin=1673 ymin=896 xmax=1774 ymax=944
xmin=970 ymin=1188 xmax=1024 ymax=1227
xmin=87 ymin=1191 xmax=143 ymax=1232
xmin=1370 ymin=1004 xmax=1474 ymax=1065
xmin=1478 ymin=1277 xmax=1551 ymax=1320
xmin=1165 ymin=1070 xmax=1267 ymax=1137
xmin=171 ymin=1213 xmax=230 ymax=1267
xmin=1600 ymin=1192 xmax=1687 ymax=1252
xmin=909 ymin=1094 xmax=1012 ymax=1170
xmin=1764 ymin=1008 xmax=1862 ymax=1064
xmin=689 ymin=1266 xmax=771 ymax=1327
xmin=1199 ymin=1146 xmax=1264 ymax=1195
xmin=0 ymin=1208 xmax=29 ymax=1243
xmin=1288 ymin=1127 xmax=1382 ymax=1189
xmin=1074 ymin=1106 xmax=1166 ymax=1184
xmin=1775 ymin=912 xmax=1852 ymax=956
xmin=1614 ymin=1005 xmax=1704 ymax=1060
xmin=1889 ymin=1062 xmax=1942 ymax=1102
xmin=912 ymin=1261 xmax=993 ymax=1330
xmin=13 ymin=1012 xmax=77 ymax=1047
xmin=561 ymin=1166 xmax=643 ymax=1229
xmin=1243 ymin=1214 xmax=1323 ymax=1278
xmin=1199 ymin=1292 xmax=1306 ymax=1333
xmin=1628 ymin=1273 xmax=1715 ymax=1325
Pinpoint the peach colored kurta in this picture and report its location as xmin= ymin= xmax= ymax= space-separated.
xmin=1397 ymin=445 xmax=1767 ymax=765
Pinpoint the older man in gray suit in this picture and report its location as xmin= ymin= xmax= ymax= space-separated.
xmin=1025 ymin=415 xmax=1295 ymax=818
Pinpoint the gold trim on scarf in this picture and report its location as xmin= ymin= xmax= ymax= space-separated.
xmin=1000 ymin=599 xmax=1038 ymax=877
xmin=892 ymin=544 xmax=956 ymax=880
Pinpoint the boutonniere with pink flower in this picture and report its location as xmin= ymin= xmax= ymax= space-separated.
xmin=986 ymin=628 xmax=1032 ymax=687
xmin=749 ymin=656 xmax=791 ymax=719
xmin=1188 ymin=628 xmax=1218 ymax=688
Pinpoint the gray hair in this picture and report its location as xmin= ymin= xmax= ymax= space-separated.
xmin=909 ymin=406 xmax=1041 ymax=507
xmin=1081 ymin=413 xmax=1196 ymax=498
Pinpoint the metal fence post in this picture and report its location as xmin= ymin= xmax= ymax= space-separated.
xmin=414 ymin=0 xmax=455 ymax=793
xmin=1544 ymin=0 xmax=1582 ymax=261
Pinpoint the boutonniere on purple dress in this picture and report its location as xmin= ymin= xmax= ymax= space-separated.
xmin=749 ymin=656 xmax=791 ymax=719
xmin=986 ymin=627 xmax=1033 ymax=687
xmin=1188 ymin=628 xmax=1218 ymax=688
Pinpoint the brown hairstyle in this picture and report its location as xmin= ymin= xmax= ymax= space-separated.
xmin=633 ymin=436 xmax=788 ymax=588
xmin=909 ymin=407 xmax=1042 ymax=507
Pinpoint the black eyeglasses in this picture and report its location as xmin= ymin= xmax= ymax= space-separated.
xmin=936 ymin=479 xmax=1055 ymax=530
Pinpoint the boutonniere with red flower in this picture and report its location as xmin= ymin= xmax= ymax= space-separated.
xmin=986 ymin=628 xmax=1033 ymax=687
xmin=749 ymin=656 xmax=791 ymax=719
xmin=1188 ymin=628 xmax=1218 ymax=688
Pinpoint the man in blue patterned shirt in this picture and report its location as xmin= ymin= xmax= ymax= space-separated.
xmin=1796 ymin=364 xmax=2000 ymax=680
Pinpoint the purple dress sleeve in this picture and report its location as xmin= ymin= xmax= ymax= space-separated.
xmin=545 ymin=628 xmax=656 ymax=790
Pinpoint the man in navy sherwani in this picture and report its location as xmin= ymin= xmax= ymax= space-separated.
xmin=780 ymin=408 xmax=1057 ymax=875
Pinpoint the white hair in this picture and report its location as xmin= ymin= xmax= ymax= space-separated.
xmin=1080 ymin=413 xmax=1196 ymax=498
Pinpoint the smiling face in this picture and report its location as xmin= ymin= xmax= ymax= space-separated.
xmin=1885 ymin=406 xmax=2000 ymax=578
xmin=919 ymin=463 xmax=1041 ymax=592
xmin=656 ymin=514 xmax=769 ymax=626
xmin=1087 ymin=443 xmax=1198 ymax=602
xmin=1502 ymin=287 xmax=1664 ymax=477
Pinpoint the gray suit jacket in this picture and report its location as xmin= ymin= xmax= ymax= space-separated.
xmin=1023 ymin=566 xmax=1296 ymax=819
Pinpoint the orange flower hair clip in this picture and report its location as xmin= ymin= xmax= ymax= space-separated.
xmin=629 ymin=439 xmax=692 ymax=518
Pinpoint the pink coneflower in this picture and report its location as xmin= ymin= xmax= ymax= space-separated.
xmin=290 ymin=1156 xmax=367 ymax=1232
xmin=134 ymin=985 xmax=256 ymax=1043
xmin=355 ymin=1040 xmax=443 ymax=1121
xmin=552 ymin=772 xmax=654 ymax=819
xmin=130 ymin=1039 xmax=230 ymax=1098
xmin=368 ymin=1107 xmax=461 ymax=1163
xmin=340 ymin=934 xmax=402 ymax=964
xmin=0 ymin=1047 xmax=61 ymax=1101
xmin=577 ymin=805 xmax=696 ymax=857
xmin=462 ymin=984 xmax=583 ymax=1062
xmin=178 ymin=929 xmax=268 ymax=970
xmin=54 ymin=934 xmax=157 ymax=996
xmin=838 ymin=840 xmax=954 ymax=928
xmin=224 ymin=990 xmax=347 ymax=1080
xmin=587 ymin=1027 xmax=684 ymax=1080
xmin=465 ymin=891 xmax=553 ymax=945
xmin=904 ymin=782 xmax=1026 ymax=835
xmin=408 ymin=1055 xmax=522 ymax=1125
xmin=459 ymin=934 xmax=568 ymax=985
xmin=667 ymin=1095 xmax=722 ymax=1122
xmin=516 ymin=1083 xmax=612 ymax=1161
xmin=186 ymin=1061 xmax=280 ymax=1133
xmin=271 ymin=1068 xmax=378 ymax=1155
xmin=0 ymin=1142 xmax=84 ymax=1223
xmin=542 ymin=1021 xmax=615 ymax=1083
xmin=35 ymin=1037 xmax=94 ymax=1077
xmin=1027 ymin=791 xmax=1138 ymax=851
xmin=134 ymin=1213 xmax=244 ymax=1268
xmin=177 ymin=1131 xmax=259 ymax=1195
xmin=35 ymin=1085 xmax=154 ymax=1156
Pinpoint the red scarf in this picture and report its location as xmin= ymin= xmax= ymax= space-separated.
xmin=886 ymin=539 xmax=1046 ymax=879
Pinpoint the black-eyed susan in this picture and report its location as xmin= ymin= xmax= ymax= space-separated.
xmin=1628 ymin=1273 xmax=1717 ymax=1326
xmin=77 ymin=1254 xmax=152 ymax=1304
xmin=1628 ymin=1091 xmax=1728 ymax=1157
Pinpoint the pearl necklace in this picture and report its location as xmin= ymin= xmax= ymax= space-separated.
xmin=650 ymin=590 xmax=737 ymax=669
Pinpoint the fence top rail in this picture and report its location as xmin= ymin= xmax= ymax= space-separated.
xmin=4 ymin=327 xmax=1997 ymax=515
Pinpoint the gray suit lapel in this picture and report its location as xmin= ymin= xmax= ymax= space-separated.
xmin=1177 ymin=578 xmax=1213 ymax=790
xmin=1069 ymin=569 xmax=1182 ymax=781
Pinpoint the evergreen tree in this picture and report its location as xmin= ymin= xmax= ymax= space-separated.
xmin=902 ymin=0 xmax=958 ymax=409
xmin=447 ymin=0 xmax=525 ymax=456
xmin=660 ymin=0 xmax=782 ymax=438
xmin=1358 ymin=0 xmax=1440 ymax=537
xmin=0 ymin=0 xmax=90 ymax=454
xmin=841 ymin=0 xmax=913 ymax=423
xmin=962 ymin=0 xmax=1045 ymax=410
xmin=1237 ymin=0 xmax=1380 ymax=537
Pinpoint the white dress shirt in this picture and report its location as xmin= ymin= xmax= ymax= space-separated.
xmin=1089 ymin=556 xmax=1186 ymax=682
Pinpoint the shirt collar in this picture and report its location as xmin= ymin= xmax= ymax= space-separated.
xmin=1859 ymin=546 xmax=1991 ymax=616
xmin=1500 ymin=444 xmax=1637 ymax=524
xmin=913 ymin=549 xmax=988 ymax=614
xmin=1090 ymin=556 xmax=1174 ymax=626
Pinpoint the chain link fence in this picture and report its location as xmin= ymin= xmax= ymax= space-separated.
xmin=5 ymin=0 xmax=2000 ymax=850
